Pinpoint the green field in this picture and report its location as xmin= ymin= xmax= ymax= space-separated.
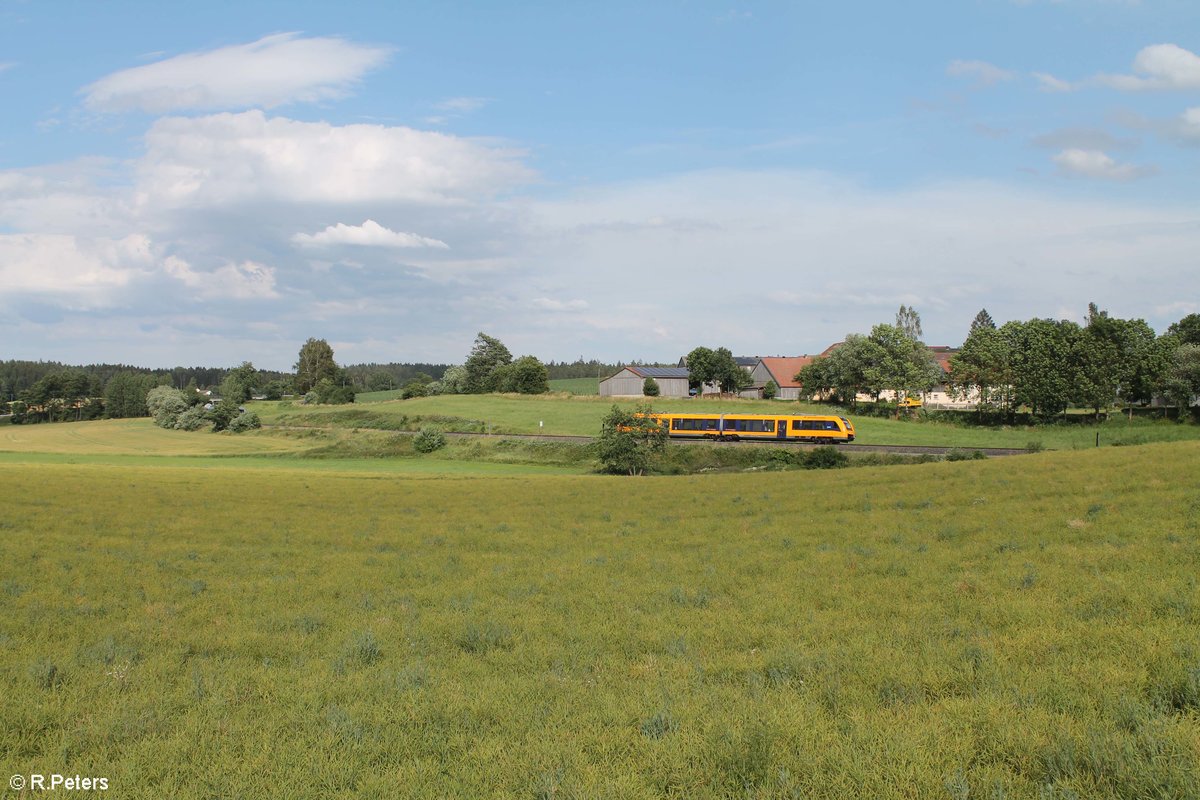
xmin=263 ymin=392 xmax=1200 ymax=451
xmin=549 ymin=377 xmax=600 ymax=395
xmin=0 ymin=418 xmax=307 ymax=456
xmin=1 ymin=435 xmax=1198 ymax=798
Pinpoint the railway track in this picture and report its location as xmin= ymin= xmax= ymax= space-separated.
xmin=265 ymin=425 xmax=1032 ymax=457
xmin=439 ymin=430 xmax=1031 ymax=457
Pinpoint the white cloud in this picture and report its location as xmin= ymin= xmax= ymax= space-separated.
xmin=1155 ymin=300 xmax=1199 ymax=317
xmin=163 ymin=256 xmax=278 ymax=299
xmin=435 ymin=97 xmax=489 ymax=114
xmin=0 ymin=233 xmax=151 ymax=305
xmin=81 ymin=32 xmax=391 ymax=113
xmin=531 ymin=297 xmax=589 ymax=311
xmin=135 ymin=110 xmax=533 ymax=208
xmin=1094 ymin=43 xmax=1200 ymax=91
xmin=424 ymin=97 xmax=491 ymax=126
xmin=0 ymin=159 xmax=133 ymax=236
xmin=946 ymin=60 xmax=1014 ymax=87
xmin=1052 ymin=148 xmax=1152 ymax=180
xmin=1175 ymin=107 xmax=1200 ymax=142
xmin=1031 ymin=128 xmax=1136 ymax=151
xmin=6 ymin=157 xmax=1199 ymax=365
xmin=292 ymin=220 xmax=449 ymax=249
xmin=1032 ymin=72 xmax=1073 ymax=92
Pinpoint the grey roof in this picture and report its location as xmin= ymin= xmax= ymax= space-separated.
xmin=627 ymin=366 xmax=691 ymax=379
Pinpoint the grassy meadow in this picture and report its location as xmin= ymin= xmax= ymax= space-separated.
xmin=1 ymin=438 xmax=1198 ymax=798
xmin=259 ymin=392 xmax=1200 ymax=451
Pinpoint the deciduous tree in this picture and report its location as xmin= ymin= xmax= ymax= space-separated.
xmin=796 ymin=335 xmax=873 ymax=407
xmin=1164 ymin=344 xmax=1200 ymax=414
xmin=492 ymin=355 xmax=549 ymax=394
xmin=949 ymin=324 xmax=1013 ymax=418
xmin=294 ymin=339 xmax=338 ymax=395
xmin=596 ymin=404 xmax=667 ymax=476
xmin=1168 ymin=313 xmax=1200 ymax=346
xmin=463 ymin=333 xmax=514 ymax=393
xmin=684 ymin=347 xmax=718 ymax=396
xmin=1005 ymin=318 xmax=1080 ymax=418
xmin=863 ymin=324 xmax=940 ymax=415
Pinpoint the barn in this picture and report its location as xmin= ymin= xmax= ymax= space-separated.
xmin=599 ymin=366 xmax=692 ymax=398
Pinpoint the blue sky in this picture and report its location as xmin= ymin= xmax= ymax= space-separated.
xmin=2 ymin=0 xmax=1198 ymax=369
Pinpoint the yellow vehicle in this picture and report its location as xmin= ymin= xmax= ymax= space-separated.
xmin=898 ymin=396 xmax=923 ymax=408
xmin=640 ymin=412 xmax=855 ymax=443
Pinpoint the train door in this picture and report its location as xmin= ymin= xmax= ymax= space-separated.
xmin=776 ymin=419 xmax=786 ymax=439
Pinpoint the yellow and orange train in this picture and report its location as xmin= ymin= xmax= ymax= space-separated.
xmin=637 ymin=412 xmax=856 ymax=443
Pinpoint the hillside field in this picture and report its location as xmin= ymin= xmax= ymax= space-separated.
xmin=1 ymin=441 xmax=1198 ymax=798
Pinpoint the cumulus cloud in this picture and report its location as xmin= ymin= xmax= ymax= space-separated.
xmin=1051 ymin=148 xmax=1152 ymax=180
xmin=946 ymin=60 xmax=1014 ymax=88
xmin=0 ymin=233 xmax=152 ymax=306
xmin=1173 ymin=107 xmax=1200 ymax=142
xmin=163 ymin=256 xmax=278 ymax=299
xmin=6 ymin=157 xmax=1200 ymax=364
xmin=292 ymin=220 xmax=449 ymax=249
xmin=81 ymin=32 xmax=391 ymax=113
xmin=135 ymin=110 xmax=533 ymax=208
xmin=1093 ymin=43 xmax=1200 ymax=91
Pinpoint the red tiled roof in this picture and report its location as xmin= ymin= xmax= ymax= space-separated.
xmin=760 ymin=357 xmax=813 ymax=388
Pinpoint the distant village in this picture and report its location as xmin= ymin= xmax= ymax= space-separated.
xmin=601 ymin=344 xmax=966 ymax=406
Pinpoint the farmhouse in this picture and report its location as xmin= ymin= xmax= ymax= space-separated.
xmin=748 ymin=357 xmax=814 ymax=400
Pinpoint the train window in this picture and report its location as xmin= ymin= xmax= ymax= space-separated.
xmin=791 ymin=420 xmax=803 ymax=431
xmin=764 ymin=420 xmax=775 ymax=432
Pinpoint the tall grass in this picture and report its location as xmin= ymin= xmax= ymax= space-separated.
xmin=1 ymin=443 xmax=1198 ymax=797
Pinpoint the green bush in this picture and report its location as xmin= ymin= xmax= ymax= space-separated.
xmin=146 ymin=386 xmax=189 ymax=429
xmin=804 ymin=446 xmax=849 ymax=469
xmin=228 ymin=410 xmax=262 ymax=433
xmin=413 ymin=427 xmax=447 ymax=453
xmin=401 ymin=382 xmax=428 ymax=399
xmin=174 ymin=406 xmax=209 ymax=431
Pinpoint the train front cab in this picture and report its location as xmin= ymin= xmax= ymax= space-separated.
xmin=786 ymin=416 xmax=853 ymax=443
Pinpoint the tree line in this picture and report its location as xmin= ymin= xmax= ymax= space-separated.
xmin=949 ymin=306 xmax=1200 ymax=419
xmin=4 ymin=332 xmax=559 ymax=424
xmin=797 ymin=306 xmax=1200 ymax=419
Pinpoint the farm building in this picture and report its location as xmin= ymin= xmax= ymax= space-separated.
xmin=748 ymin=357 xmax=814 ymax=400
xmin=599 ymin=366 xmax=692 ymax=398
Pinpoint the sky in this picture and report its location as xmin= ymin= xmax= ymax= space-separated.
xmin=1 ymin=0 xmax=1198 ymax=370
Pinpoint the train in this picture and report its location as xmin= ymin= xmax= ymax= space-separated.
xmin=636 ymin=412 xmax=856 ymax=443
